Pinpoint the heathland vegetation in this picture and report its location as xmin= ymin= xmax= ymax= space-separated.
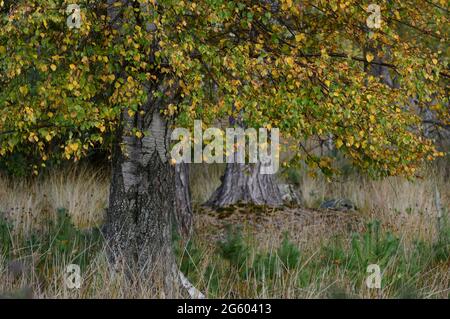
xmin=0 ymin=1 xmax=448 ymax=298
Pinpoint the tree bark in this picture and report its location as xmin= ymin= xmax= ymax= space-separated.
xmin=206 ymin=113 xmax=283 ymax=208
xmin=105 ymin=107 xmax=182 ymax=293
xmin=104 ymin=0 xmax=180 ymax=294
xmin=104 ymin=0 xmax=197 ymax=296
xmin=206 ymin=162 xmax=283 ymax=208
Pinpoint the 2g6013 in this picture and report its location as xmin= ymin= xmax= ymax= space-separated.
xmin=221 ymin=303 xmax=271 ymax=314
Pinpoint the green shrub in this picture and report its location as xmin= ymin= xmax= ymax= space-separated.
xmin=218 ymin=226 xmax=249 ymax=271
xmin=277 ymin=233 xmax=301 ymax=270
xmin=252 ymin=252 xmax=279 ymax=279
xmin=1 ymin=208 xmax=103 ymax=280
xmin=349 ymin=220 xmax=401 ymax=271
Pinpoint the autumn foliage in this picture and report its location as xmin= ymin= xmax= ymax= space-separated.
xmin=0 ymin=0 xmax=448 ymax=176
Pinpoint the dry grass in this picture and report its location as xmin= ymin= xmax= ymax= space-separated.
xmin=299 ymin=170 xmax=448 ymax=244
xmin=0 ymin=163 xmax=448 ymax=298
xmin=0 ymin=165 xmax=109 ymax=233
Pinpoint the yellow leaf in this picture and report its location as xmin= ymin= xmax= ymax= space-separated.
xmin=432 ymin=58 xmax=438 ymax=65
xmin=69 ymin=143 xmax=79 ymax=152
xmin=336 ymin=139 xmax=343 ymax=149
xmin=0 ymin=46 xmax=5 ymax=55
xmin=135 ymin=131 xmax=143 ymax=138
xmin=366 ymin=53 xmax=374 ymax=63
xmin=346 ymin=136 xmax=354 ymax=147
xmin=69 ymin=64 xmax=76 ymax=70
xmin=19 ymin=85 xmax=28 ymax=95
xmin=285 ymin=56 xmax=294 ymax=67
xmin=295 ymin=33 xmax=306 ymax=42
xmin=319 ymin=159 xmax=330 ymax=168
xmin=50 ymin=64 xmax=57 ymax=71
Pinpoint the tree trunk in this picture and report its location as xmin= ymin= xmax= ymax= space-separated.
xmin=206 ymin=162 xmax=283 ymax=208
xmin=104 ymin=0 xmax=198 ymax=297
xmin=105 ymin=107 xmax=181 ymax=292
xmin=206 ymin=112 xmax=283 ymax=208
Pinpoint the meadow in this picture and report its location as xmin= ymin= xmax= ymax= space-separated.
xmin=0 ymin=161 xmax=448 ymax=299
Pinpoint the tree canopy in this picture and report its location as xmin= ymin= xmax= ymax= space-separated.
xmin=0 ymin=0 xmax=448 ymax=176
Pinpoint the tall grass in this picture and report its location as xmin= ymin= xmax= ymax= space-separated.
xmin=0 ymin=163 xmax=448 ymax=298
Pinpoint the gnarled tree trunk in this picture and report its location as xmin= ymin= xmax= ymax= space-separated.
xmin=206 ymin=162 xmax=283 ymax=208
xmin=206 ymin=115 xmax=283 ymax=208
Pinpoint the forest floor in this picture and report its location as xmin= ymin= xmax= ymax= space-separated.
xmin=195 ymin=204 xmax=363 ymax=246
